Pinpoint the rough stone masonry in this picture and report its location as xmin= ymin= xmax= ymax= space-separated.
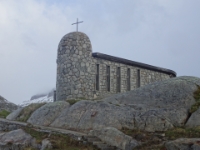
xmin=56 ymin=32 xmax=176 ymax=101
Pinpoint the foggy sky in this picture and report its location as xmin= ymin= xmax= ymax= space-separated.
xmin=0 ymin=0 xmax=200 ymax=104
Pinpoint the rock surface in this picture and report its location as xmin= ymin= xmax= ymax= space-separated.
xmin=4 ymin=76 xmax=200 ymax=150
xmin=27 ymin=101 xmax=70 ymax=126
xmin=6 ymin=108 xmax=23 ymax=120
xmin=103 ymin=76 xmax=200 ymax=129
xmin=186 ymin=107 xmax=200 ymax=128
xmin=165 ymin=138 xmax=200 ymax=150
xmin=89 ymin=127 xmax=139 ymax=150
xmin=50 ymin=100 xmax=137 ymax=131
xmin=49 ymin=76 xmax=200 ymax=132
xmin=0 ymin=95 xmax=18 ymax=112
xmin=104 ymin=76 xmax=199 ymax=109
xmin=41 ymin=138 xmax=52 ymax=150
xmin=0 ymin=129 xmax=37 ymax=150
xmin=7 ymin=76 xmax=200 ymax=133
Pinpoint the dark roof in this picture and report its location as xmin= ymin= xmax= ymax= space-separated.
xmin=92 ymin=52 xmax=176 ymax=77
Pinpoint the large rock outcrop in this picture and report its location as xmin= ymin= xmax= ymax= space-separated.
xmin=0 ymin=95 xmax=18 ymax=112
xmin=49 ymin=76 xmax=200 ymax=132
xmin=186 ymin=107 xmax=200 ymax=128
xmin=6 ymin=108 xmax=23 ymax=120
xmin=8 ymin=76 xmax=200 ymax=132
xmin=104 ymin=76 xmax=200 ymax=110
xmin=27 ymin=101 xmax=69 ymax=126
xmin=165 ymin=138 xmax=200 ymax=150
xmin=0 ymin=129 xmax=37 ymax=150
xmin=4 ymin=76 xmax=200 ymax=150
xmin=89 ymin=127 xmax=139 ymax=150
xmin=50 ymin=100 xmax=137 ymax=131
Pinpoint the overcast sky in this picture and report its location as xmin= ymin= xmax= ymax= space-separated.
xmin=0 ymin=0 xmax=200 ymax=104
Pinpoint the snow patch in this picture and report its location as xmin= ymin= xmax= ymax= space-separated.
xmin=19 ymin=95 xmax=53 ymax=107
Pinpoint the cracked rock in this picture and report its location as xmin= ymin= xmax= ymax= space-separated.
xmin=89 ymin=127 xmax=139 ymax=150
xmin=27 ymin=101 xmax=70 ymax=126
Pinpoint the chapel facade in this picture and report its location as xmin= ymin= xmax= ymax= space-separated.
xmin=56 ymin=32 xmax=176 ymax=101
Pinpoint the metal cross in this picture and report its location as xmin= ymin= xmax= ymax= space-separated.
xmin=72 ymin=18 xmax=83 ymax=32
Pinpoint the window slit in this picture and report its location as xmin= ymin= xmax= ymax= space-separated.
xmin=127 ymin=68 xmax=131 ymax=91
xmin=117 ymin=67 xmax=121 ymax=92
xmin=137 ymin=69 xmax=140 ymax=88
xmin=96 ymin=64 xmax=99 ymax=90
xmin=106 ymin=66 xmax=110 ymax=91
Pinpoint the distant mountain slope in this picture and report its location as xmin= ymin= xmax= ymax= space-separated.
xmin=0 ymin=95 xmax=18 ymax=112
xmin=19 ymin=90 xmax=54 ymax=107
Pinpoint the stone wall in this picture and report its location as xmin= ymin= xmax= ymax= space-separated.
xmin=56 ymin=32 xmax=175 ymax=101
xmin=91 ymin=57 xmax=170 ymax=99
xmin=56 ymin=32 xmax=94 ymax=101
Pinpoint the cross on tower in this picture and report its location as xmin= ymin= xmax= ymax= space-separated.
xmin=72 ymin=18 xmax=83 ymax=32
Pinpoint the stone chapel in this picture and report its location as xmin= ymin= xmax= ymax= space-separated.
xmin=56 ymin=32 xmax=176 ymax=101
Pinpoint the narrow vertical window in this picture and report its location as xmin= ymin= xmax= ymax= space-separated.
xmin=137 ymin=69 xmax=140 ymax=88
xmin=96 ymin=64 xmax=99 ymax=90
xmin=117 ymin=67 xmax=121 ymax=92
xmin=106 ymin=66 xmax=110 ymax=91
xmin=127 ymin=68 xmax=131 ymax=91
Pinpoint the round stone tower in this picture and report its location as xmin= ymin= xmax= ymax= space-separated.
xmin=56 ymin=32 xmax=94 ymax=101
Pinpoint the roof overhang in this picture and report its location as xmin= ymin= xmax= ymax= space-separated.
xmin=92 ymin=52 xmax=176 ymax=77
